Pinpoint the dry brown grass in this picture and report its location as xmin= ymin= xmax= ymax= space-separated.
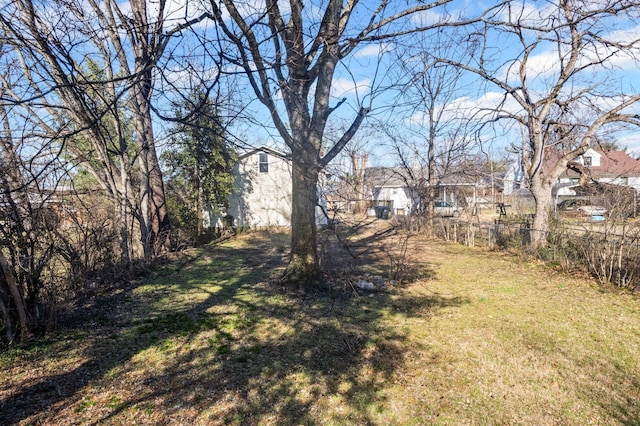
xmin=1 ymin=222 xmax=639 ymax=425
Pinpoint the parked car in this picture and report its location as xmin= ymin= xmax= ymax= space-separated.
xmin=434 ymin=201 xmax=462 ymax=217
xmin=557 ymin=199 xmax=607 ymax=217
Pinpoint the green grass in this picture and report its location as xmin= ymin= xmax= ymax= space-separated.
xmin=1 ymin=227 xmax=639 ymax=425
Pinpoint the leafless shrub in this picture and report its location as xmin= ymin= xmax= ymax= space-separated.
xmin=53 ymin=219 xmax=120 ymax=291
xmin=384 ymin=229 xmax=412 ymax=283
xmin=482 ymin=212 xmax=640 ymax=290
xmin=552 ymin=224 xmax=640 ymax=291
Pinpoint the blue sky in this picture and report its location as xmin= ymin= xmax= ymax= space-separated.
xmin=4 ymin=0 xmax=639 ymax=168
xmin=141 ymin=0 xmax=640 ymax=166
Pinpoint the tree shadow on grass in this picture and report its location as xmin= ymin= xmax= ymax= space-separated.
xmin=94 ymin=300 xmax=412 ymax=424
xmin=86 ymin=283 xmax=463 ymax=424
xmin=320 ymin=219 xmax=440 ymax=289
xmin=0 ymin=230 xmax=465 ymax=425
xmin=0 ymin=236 xmax=267 ymax=424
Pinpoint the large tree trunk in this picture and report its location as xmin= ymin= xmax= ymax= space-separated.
xmin=0 ymin=294 xmax=14 ymax=344
xmin=427 ymin=125 xmax=437 ymax=236
xmin=531 ymin=191 xmax=553 ymax=249
xmin=117 ymin=155 xmax=131 ymax=264
xmin=529 ymin=169 xmax=557 ymax=249
xmin=135 ymin=130 xmax=170 ymax=257
xmin=197 ymin=181 xmax=204 ymax=237
xmin=131 ymin=79 xmax=170 ymax=257
xmin=283 ymin=157 xmax=321 ymax=287
xmin=129 ymin=0 xmax=171 ymax=256
xmin=146 ymin=135 xmax=171 ymax=253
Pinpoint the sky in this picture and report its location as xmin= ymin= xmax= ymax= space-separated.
xmin=8 ymin=0 xmax=640 ymax=170
xmin=168 ymin=0 xmax=640 ymax=168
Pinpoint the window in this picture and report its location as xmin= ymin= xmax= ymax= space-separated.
xmin=584 ymin=156 xmax=592 ymax=166
xmin=259 ymin=152 xmax=268 ymax=173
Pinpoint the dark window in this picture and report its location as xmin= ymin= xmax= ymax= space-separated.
xmin=259 ymin=152 xmax=268 ymax=173
xmin=584 ymin=156 xmax=592 ymax=166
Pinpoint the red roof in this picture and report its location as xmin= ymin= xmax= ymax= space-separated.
xmin=562 ymin=150 xmax=640 ymax=179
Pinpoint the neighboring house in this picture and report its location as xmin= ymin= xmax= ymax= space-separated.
xmin=325 ymin=180 xmax=357 ymax=213
xmin=364 ymin=167 xmax=417 ymax=216
xmin=205 ymin=146 xmax=327 ymax=229
xmin=0 ymin=186 xmax=103 ymax=229
xmin=363 ymin=167 xmax=477 ymax=216
xmin=503 ymin=159 xmax=525 ymax=195
xmin=556 ymin=148 xmax=640 ymax=195
xmin=506 ymin=148 xmax=640 ymax=197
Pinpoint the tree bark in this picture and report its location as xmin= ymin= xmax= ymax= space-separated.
xmin=0 ymin=293 xmax=14 ymax=344
xmin=197 ymin=178 xmax=204 ymax=237
xmin=0 ymin=250 xmax=28 ymax=338
xmin=529 ymin=178 xmax=553 ymax=249
xmin=351 ymin=152 xmax=368 ymax=214
xmin=118 ymin=156 xmax=132 ymax=263
xmin=283 ymin=154 xmax=321 ymax=286
xmin=145 ymin=133 xmax=171 ymax=253
xmin=427 ymin=120 xmax=437 ymax=236
xmin=129 ymin=0 xmax=171 ymax=255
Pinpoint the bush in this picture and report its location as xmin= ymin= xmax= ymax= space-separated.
xmin=546 ymin=225 xmax=640 ymax=290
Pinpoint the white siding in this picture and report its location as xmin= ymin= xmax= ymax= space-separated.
xmin=228 ymin=151 xmax=292 ymax=228
xmin=373 ymin=186 xmax=414 ymax=215
xmin=222 ymin=149 xmax=328 ymax=228
xmin=628 ymin=177 xmax=640 ymax=192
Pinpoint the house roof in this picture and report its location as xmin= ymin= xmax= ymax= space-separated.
xmin=364 ymin=166 xmax=479 ymax=189
xmin=364 ymin=167 xmax=416 ymax=188
xmin=237 ymin=145 xmax=290 ymax=161
xmin=562 ymin=149 xmax=640 ymax=179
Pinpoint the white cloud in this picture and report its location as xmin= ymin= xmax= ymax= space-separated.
xmin=497 ymin=1 xmax=557 ymax=27
xmin=493 ymin=3 xmax=640 ymax=83
xmin=411 ymin=8 xmax=449 ymax=26
xmin=618 ymin=133 xmax=640 ymax=157
xmin=143 ymin=0 xmax=212 ymax=30
xmin=450 ymin=91 xmax=522 ymax=119
xmin=498 ymin=49 xmax=559 ymax=83
xmin=404 ymin=91 xmax=524 ymax=127
xmin=354 ymin=43 xmax=394 ymax=58
xmin=608 ymin=23 xmax=640 ymax=44
xmin=498 ymin=26 xmax=640 ymax=85
xmin=331 ymin=78 xmax=371 ymax=98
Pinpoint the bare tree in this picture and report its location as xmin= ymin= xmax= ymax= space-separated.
xmin=0 ymin=0 xmax=209 ymax=257
xmin=439 ymin=0 xmax=640 ymax=248
xmin=206 ymin=0 xmax=474 ymax=284
xmin=0 ymin=106 xmax=31 ymax=343
xmin=390 ymin=32 xmax=473 ymax=233
xmin=0 ymin=98 xmax=61 ymax=342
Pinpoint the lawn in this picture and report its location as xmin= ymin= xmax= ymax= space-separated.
xmin=1 ymin=221 xmax=639 ymax=425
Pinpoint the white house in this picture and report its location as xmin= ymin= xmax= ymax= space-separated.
xmin=205 ymin=146 xmax=327 ymax=229
xmin=364 ymin=167 xmax=416 ymax=216
xmin=363 ymin=167 xmax=478 ymax=216
xmin=503 ymin=160 xmax=525 ymax=195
